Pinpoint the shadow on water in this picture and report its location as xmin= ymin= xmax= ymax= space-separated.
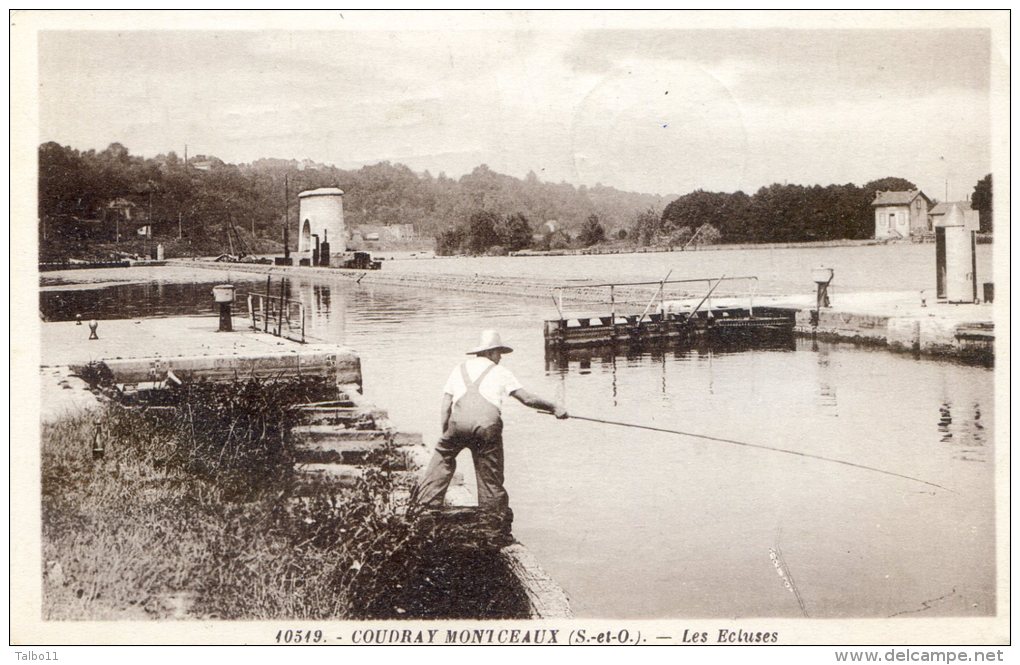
xmin=544 ymin=329 xmax=797 ymax=375
xmin=39 ymin=279 xmax=271 ymax=322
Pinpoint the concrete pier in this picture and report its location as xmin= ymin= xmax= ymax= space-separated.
xmin=40 ymin=315 xmax=361 ymax=423
xmin=767 ymin=291 xmax=994 ymax=361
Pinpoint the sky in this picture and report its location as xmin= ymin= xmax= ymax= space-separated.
xmin=37 ymin=22 xmax=996 ymax=200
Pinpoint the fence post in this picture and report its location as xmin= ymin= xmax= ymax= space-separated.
xmin=610 ymin=285 xmax=616 ymax=342
xmin=277 ymin=279 xmax=285 ymax=336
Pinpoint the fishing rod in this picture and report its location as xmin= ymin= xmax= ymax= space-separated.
xmin=543 ymin=412 xmax=952 ymax=493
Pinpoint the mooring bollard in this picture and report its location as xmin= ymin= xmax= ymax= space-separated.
xmin=212 ymin=284 xmax=236 ymax=332
xmin=811 ymin=267 xmax=834 ymax=311
xmin=88 ymin=320 xmax=99 ymax=340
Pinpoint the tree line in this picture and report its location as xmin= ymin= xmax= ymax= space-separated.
xmin=38 ymin=142 xmax=992 ymax=260
xmin=646 ymin=178 xmax=915 ymax=246
xmin=641 ymin=174 xmax=993 ymax=246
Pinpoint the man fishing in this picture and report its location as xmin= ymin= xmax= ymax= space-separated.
xmin=412 ymin=330 xmax=568 ymax=537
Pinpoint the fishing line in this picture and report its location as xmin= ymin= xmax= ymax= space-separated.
xmin=546 ymin=412 xmax=952 ymax=493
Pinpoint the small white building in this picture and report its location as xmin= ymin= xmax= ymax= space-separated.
xmin=352 ymin=224 xmax=416 ymax=243
xmin=298 ymin=188 xmax=346 ymax=258
xmin=872 ymin=190 xmax=933 ymax=239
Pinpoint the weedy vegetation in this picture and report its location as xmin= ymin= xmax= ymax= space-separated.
xmin=42 ymin=377 xmax=530 ymax=620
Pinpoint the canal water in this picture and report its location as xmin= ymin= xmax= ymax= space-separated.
xmin=40 ymin=265 xmax=996 ymax=619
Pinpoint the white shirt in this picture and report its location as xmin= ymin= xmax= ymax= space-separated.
xmin=443 ymin=356 xmax=523 ymax=410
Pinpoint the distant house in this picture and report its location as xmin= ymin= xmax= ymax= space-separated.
xmin=928 ymin=200 xmax=973 ymax=229
xmin=104 ymin=197 xmax=140 ymax=222
xmin=99 ymin=197 xmax=154 ymax=239
xmin=186 ymin=155 xmax=224 ymax=171
xmin=385 ymin=224 xmax=417 ymax=241
xmin=872 ymin=190 xmax=933 ymax=239
xmin=353 ymin=224 xmax=417 ymax=243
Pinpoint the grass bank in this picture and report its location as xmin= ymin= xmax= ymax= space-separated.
xmin=41 ymin=378 xmax=529 ymax=620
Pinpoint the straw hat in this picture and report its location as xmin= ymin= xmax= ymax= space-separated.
xmin=467 ymin=330 xmax=514 ymax=355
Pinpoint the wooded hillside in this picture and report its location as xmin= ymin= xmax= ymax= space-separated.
xmin=38 ymin=142 xmax=666 ymax=258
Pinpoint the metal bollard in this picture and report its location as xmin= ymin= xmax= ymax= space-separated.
xmin=212 ymin=285 xmax=236 ymax=332
xmin=88 ymin=320 xmax=99 ymax=340
xmin=811 ymin=267 xmax=834 ymax=310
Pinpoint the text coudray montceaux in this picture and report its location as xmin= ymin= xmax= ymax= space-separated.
xmin=349 ymin=628 xmax=779 ymax=644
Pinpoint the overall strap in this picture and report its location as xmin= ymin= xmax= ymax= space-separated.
xmin=460 ymin=362 xmax=497 ymax=392
xmin=472 ymin=363 xmax=497 ymax=388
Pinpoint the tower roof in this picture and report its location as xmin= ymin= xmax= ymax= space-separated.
xmin=298 ymin=187 xmax=344 ymax=198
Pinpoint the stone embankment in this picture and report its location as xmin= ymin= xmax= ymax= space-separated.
xmin=511 ymin=237 xmax=888 ymax=257
xmin=295 ymin=390 xmax=572 ymax=618
xmin=799 ymin=308 xmax=993 ymax=360
xmin=39 ymin=315 xmax=361 ymax=423
xmin=766 ymin=291 xmax=995 ymax=362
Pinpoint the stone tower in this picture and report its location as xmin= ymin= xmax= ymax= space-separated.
xmin=297 ymin=187 xmax=346 ymax=260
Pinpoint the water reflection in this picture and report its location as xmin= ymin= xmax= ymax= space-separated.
xmin=543 ymin=333 xmax=796 ymax=375
xmin=938 ymin=403 xmax=953 ymax=441
xmin=937 ymin=401 xmax=988 ymax=464
xmin=301 ymin=282 xmax=346 ymax=343
xmin=815 ymin=344 xmax=839 ymax=415
xmin=543 ymin=334 xmax=805 ymax=423
xmin=40 ymin=279 xmax=268 ymax=321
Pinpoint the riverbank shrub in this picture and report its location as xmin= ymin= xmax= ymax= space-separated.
xmin=42 ymin=408 xmax=403 ymax=619
xmin=578 ymin=214 xmax=605 ymax=246
xmin=434 ymin=210 xmax=535 ymax=256
xmin=42 ymin=379 xmax=531 ymax=620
